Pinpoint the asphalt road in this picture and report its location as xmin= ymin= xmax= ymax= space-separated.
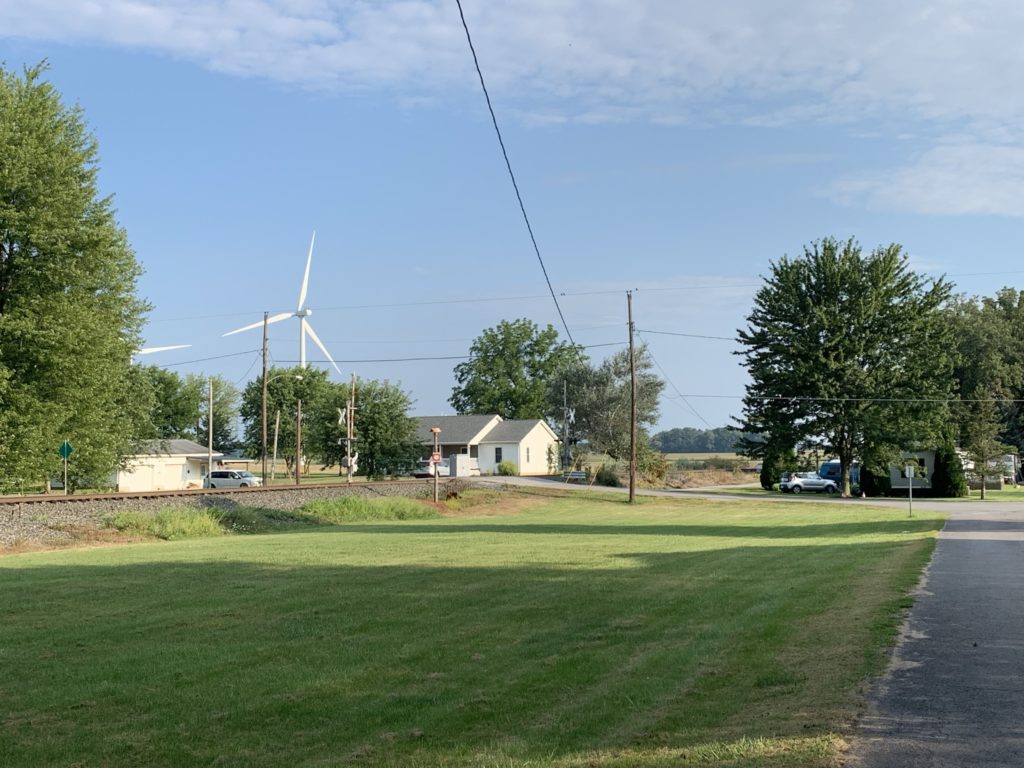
xmin=846 ymin=504 xmax=1024 ymax=767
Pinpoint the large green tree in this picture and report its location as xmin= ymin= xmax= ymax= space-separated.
xmin=188 ymin=373 xmax=240 ymax=450
xmin=239 ymin=367 xmax=332 ymax=471
xmin=0 ymin=63 xmax=150 ymax=490
xmin=549 ymin=345 xmax=664 ymax=461
xmin=139 ymin=366 xmax=199 ymax=440
xmin=736 ymin=237 xmax=954 ymax=496
xmin=305 ymin=378 xmax=421 ymax=479
xmin=451 ymin=319 xmax=580 ymax=419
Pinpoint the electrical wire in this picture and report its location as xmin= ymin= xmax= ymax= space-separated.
xmin=454 ymin=0 xmax=577 ymax=348
xmin=636 ymin=332 xmax=716 ymax=429
xmin=158 ymin=350 xmax=262 ymax=367
xmin=638 ymin=329 xmax=736 ymax=341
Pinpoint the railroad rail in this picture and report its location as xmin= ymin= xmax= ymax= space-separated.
xmin=0 ymin=479 xmax=431 ymax=506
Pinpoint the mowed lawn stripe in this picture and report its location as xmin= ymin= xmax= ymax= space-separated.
xmin=0 ymin=494 xmax=941 ymax=767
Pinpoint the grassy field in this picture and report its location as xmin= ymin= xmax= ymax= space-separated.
xmin=0 ymin=491 xmax=943 ymax=767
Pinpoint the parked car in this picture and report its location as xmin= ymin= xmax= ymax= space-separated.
xmin=203 ymin=470 xmax=263 ymax=488
xmin=780 ymin=471 xmax=838 ymax=494
xmin=412 ymin=458 xmax=450 ymax=478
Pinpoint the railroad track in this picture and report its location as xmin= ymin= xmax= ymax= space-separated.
xmin=0 ymin=479 xmax=431 ymax=506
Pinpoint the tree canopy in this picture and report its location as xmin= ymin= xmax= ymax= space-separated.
xmin=0 ymin=63 xmax=150 ymax=490
xmin=736 ymin=237 xmax=954 ymax=496
xmin=451 ymin=318 xmax=580 ymax=419
xmin=651 ymin=427 xmax=754 ymax=453
xmin=241 ymin=369 xmax=420 ymax=477
xmin=549 ymin=345 xmax=664 ymax=462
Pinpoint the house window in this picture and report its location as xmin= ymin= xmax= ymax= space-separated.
xmin=495 ymin=447 xmax=503 ymax=463
xmin=526 ymin=447 xmax=530 ymax=463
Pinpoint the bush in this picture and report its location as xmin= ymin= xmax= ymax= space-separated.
xmin=594 ymin=464 xmax=621 ymax=487
xmin=105 ymin=508 xmax=222 ymax=540
xmin=301 ymin=496 xmax=440 ymax=523
xmin=497 ymin=460 xmax=518 ymax=476
xmin=929 ymin=443 xmax=969 ymax=498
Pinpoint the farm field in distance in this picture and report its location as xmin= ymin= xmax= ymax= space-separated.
xmin=0 ymin=490 xmax=943 ymax=767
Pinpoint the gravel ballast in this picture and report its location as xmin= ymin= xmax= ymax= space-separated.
xmin=0 ymin=481 xmax=455 ymax=549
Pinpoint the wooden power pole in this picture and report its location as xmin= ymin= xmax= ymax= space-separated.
xmin=627 ymin=290 xmax=637 ymax=503
xmin=261 ymin=311 xmax=269 ymax=483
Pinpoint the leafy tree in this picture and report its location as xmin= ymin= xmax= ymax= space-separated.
xmin=651 ymin=426 xmax=756 ymax=453
xmin=305 ymin=378 xmax=421 ymax=479
xmin=239 ymin=367 xmax=332 ymax=470
xmin=188 ymin=373 xmax=240 ymax=450
xmin=550 ymin=345 xmax=665 ymax=461
xmin=451 ymin=319 xmax=580 ymax=419
xmin=736 ymin=237 xmax=954 ymax=496
xmin=931 ymin=442 xmax=968 ymax=498
xmin=0 ymin=63 xmax=150 ymax=490
xmin=962 ymin=390 xmax=1013 ymax=500
xmin=139 ymin=366 xmax=200 ymax=440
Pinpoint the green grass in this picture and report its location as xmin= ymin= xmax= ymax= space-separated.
xmin=105 ymin=508 xmax=224 ymax=539
xmin=302 ymin=496 xmax=441 ymax=522
xmin=0 ymin=493 xmax=943 ymax=767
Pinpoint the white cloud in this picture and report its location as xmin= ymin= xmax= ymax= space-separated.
xmin=831 ymin=142 xmax=1024 ymax=217
xmin=11 ymin=1 xmax=1024 ymax=216
xmin=4 ymin=0 xmax=1024 ymax=128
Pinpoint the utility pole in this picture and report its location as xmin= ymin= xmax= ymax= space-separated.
xmin=261 ymin=311 xmax=269 ymax=484
xmin=563 ymin=379 xmax=570 ymax=470
xmin=627 ymin=290 xmax=637 ymax=503
xmin=272 ymin=410 xmax=280 ymax=480
xmin=207 ymin=378 xmax=214 ymax=484
xmin=295 ymin=398 xmax=302 ymax=486
xmin=346 ymin=373 xmax=357 ymax=484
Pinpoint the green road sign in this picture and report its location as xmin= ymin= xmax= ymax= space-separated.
xmin=58 ymin=440 xmax=73 ymax=459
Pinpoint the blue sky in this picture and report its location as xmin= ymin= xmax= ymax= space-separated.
xmin=3 ymin=1 xmax=1024 ymax=432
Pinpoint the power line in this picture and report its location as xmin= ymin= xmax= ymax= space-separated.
xmin=638 ymin=329 xmax=736 ymax=341
xmin=636 ymin=331 xmax=716 ymax=429
xmin=265 ymin=341 xmax=627 ymax=366
xmin=666 ymin=393 xmax=1024 ymax=404
xmin=454 ymin=0 xmax=576 ymax=347
xmin=158 ymin=350 xmax=262 ymax=367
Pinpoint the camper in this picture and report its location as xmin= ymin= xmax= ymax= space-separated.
xmin=819 ymin=459 xmax=860 ymax=485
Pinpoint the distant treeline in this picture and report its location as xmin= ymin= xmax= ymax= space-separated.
xmin=651 ymin=427 xmax=760 ymax=453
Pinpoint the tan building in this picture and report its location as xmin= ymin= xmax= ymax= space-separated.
xmin=115 ymin=439 xmax=223 ymax=492
xmin=414 ymin=415 xmax=559 ymax=476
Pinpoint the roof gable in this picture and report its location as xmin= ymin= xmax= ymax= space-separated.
xmin=131 ymin=439 xmax=224 ymax=458
xmin=479 ymin=419 xmax=559 ymax=444
xmin=414 ymin=415 xmax=503 ymax=445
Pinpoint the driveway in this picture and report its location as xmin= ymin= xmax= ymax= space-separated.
xmin=846 ymin=505 xmax=1024 ymax=767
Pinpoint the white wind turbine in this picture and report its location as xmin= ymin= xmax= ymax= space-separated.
xmin=222 ymin=232 xmax=342 ymax=375
xmin=135 ymin=344 xmax=192 ymax=355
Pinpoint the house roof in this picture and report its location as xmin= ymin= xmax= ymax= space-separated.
xmin=132 ymin=439 xmax=224 ymax=458
xmin=479 ymin=419 xmax=558 ymax=443
xmin=414 ymin=415 xmax=501 ymax=445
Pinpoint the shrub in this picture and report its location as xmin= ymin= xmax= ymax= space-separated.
xmin=301 ymin=496 xmax=440 ymax=523
xmin=929 ymin=443 xmax=968 ymax=498
xmin=105 ymin=508 xmax=222 ymax=540
xmin=594 ymin=464 xmax=621 ymax=487
xmin=496 ymin=460 xmax=518 ymax=476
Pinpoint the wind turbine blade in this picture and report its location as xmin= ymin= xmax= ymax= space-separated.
xmin=298 ymin=231 xmax=315 ymax=310
xmin=304 ymin=322 xmax=342 ymax=375
xmin=136 ymin=344 xmax=192 ymax=355
xmin=222 ymin=312 xmax=292 ymax=337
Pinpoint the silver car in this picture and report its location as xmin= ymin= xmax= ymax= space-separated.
xmin=780 ymin=471 xmax=838 ymax=494
xmin=203 ymin=470 xmax=263 ymax=488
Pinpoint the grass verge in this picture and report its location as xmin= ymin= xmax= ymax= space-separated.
xmin=1 ymin=494 xmax=942 ymax=767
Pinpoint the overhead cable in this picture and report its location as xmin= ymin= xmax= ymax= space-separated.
xmin=453 ymin=0 xmax=576 ymax=347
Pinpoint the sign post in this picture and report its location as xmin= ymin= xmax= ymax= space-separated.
xmin=905 ymin=464 xmax=914 ymax=518
xmin=58 ymin=440 xmax=73 ymax=496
